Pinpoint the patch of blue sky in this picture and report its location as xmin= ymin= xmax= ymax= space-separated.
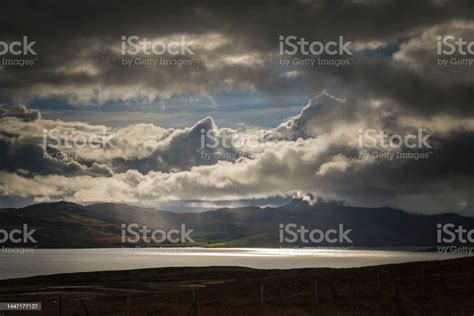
xmin=362 ymin=42 xmax=400 ymax=59
xmin=37 ymin=91 xmax=309 ymax=129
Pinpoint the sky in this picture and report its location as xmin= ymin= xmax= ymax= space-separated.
xmin=0 ymin=0 xmax=473 ymax=214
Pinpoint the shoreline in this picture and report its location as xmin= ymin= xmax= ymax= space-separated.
xmin=0 ymin=245 xmax=450 ymax=250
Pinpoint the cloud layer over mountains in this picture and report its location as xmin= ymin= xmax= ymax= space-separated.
xmin=1 ymin=90 xmax=473 ymax=214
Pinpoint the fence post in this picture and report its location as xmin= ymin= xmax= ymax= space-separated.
xmin=127 ymin=293 xmax=130 ymax=316
xmin=421 ymin=265 xmax=425 ymax=297
xmin=314 ymin=281 xmax=318 ymax=306
xmin=188 ymin=288 xmax=199 ymax=316
xmin=80 ymin=299 xmax=90 ymax=316
xmin=57 ymin=295 xmax=61 ymax=316
xmin=441 ymin=273 xmax=448 ymax=295
xmin=377 ymin=272 xmax=381 ymax=295
xmin=355 ymin=288 xmax=360 ymax=310
xmin=193 ymin=289 xmax=198 ymax=316
xmin=329 ymin=282 xmax=342 ymax=304
xmin=391 ymin=275 xmax=400 ymax=300
xmin=468 ymin=266 xmax=472 ymax=287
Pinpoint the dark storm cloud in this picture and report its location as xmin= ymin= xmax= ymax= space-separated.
xmin=1 ymin=0 xmax=471 ymax=42
xmin=0 ymin=136 xmax=110 ymax=177
xmin=0 ymin=0 xmax=472 ymax=109
xmin=0 ymin=104 xmax=41 ymax=121
xmin=302 ymin=56 xmax=474 ymax=117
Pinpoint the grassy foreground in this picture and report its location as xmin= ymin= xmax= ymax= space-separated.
xmin=0 ymin=257 xmax=473 ymax=315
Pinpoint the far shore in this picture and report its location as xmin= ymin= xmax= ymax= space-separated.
xmin=1 ymin=245 xmax=447 ymax=250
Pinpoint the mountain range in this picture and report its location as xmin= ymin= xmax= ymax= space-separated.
xmin=1 ymin=199 xmax=473 ymax=248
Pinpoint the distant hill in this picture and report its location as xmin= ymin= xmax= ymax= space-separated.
xmin=0 ymin=199 xmax=473 ymax=248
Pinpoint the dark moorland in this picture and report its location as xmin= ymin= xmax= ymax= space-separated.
xmin=0 ymin=257 xmax=473 ymax=315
